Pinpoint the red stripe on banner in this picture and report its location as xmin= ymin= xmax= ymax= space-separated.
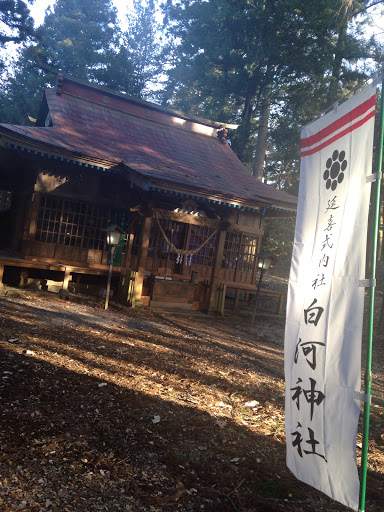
xmin=300 ymin=110 xmax=376 ymax=158
xmin=301 ymin=94 xmax=376 ymax=150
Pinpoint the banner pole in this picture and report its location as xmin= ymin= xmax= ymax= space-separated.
xmin=359 ymin=80 xmax=384 ymax=512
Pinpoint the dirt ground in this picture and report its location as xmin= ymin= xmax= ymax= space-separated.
xmin=0 ymin=286 xmax=383 ymax=512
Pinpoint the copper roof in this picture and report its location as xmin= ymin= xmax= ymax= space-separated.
xmin=0 ymin=75 xmax=296 ymax=212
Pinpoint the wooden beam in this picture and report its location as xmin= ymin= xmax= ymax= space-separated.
xmin=154 ymin=208 xmax=264 ymax=236
xmin=154 ymin=208 xmax=221 ymax=228
xmin=0 ymin=254 xmax=124 ymax=277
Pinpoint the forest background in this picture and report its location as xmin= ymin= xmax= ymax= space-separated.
xmin=1 ymin=0 xmax=384 ymax=269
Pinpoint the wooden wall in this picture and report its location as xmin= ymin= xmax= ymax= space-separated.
xmin=24 ymin=168 xmax=133 ymax=269
xmin=0 ymin=148 xmax=267 ymax=309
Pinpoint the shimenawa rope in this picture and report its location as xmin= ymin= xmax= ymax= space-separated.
xmin=155 ymin=213 xmax=218 ymax=257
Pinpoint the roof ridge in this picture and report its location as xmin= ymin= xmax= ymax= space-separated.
xmin=54 ymin=72 xmax=237 ymax=131
xmin=46 ymin=88 xmax=233 ymax=142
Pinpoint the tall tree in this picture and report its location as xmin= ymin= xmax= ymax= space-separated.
xmin=0 ymin=0 xmax=118 ymax=123
xmin=0 ymin=0 xmax=34 ymax=46
xmin=161 ymin=0 xmax=378 ymax=176
xmin=0 ymin=0 xmax=165 ymax=123
xmin=264 ymin=5 xmax=380 ymax=192
xmin=0 ymin=60 xmax=47 ymax=124
xmin=27 ymin=0 xmax=120 ymax=81
xmin=161 ymin=1 xmax=327 ymax=159
xmin=0 ymin=0 xmax=120 ymax=123
xmin=103 ymin=0 xmax=162 ymax=99
xmin=0 ymin=0 xmax=35 ymax=73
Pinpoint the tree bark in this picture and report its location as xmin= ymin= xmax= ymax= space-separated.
xmin=327 ymin=20 xmax=348 ymax=105
xmin=231 ymin=88 xmax=257 ymax=163
xmin=252 ymin=94 xmax=271 ymax=180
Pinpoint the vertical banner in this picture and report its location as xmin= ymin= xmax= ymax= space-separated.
xmin=284 ymin=84 xmax=376 ymax=510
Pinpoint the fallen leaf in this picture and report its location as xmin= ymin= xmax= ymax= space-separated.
xmin=245 ymin=400 xmax=259 ymax=407
xmin=217 ymin=401 xmax=232 ymax=409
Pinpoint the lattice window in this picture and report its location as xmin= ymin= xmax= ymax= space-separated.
xmin=148 ymin=219 xmax=188 ymax=261
xmin=222 ymin=231 xmax=259 ymax=273
xmin=189 ymin=225 xmax=216 ymax=266
xmin=222 ymin=231 xmax=242 ymax=270
xmin=237 ymin=234 xmax=258 ymax=272
xmin=36 ymin=196 xmax=62 ymax=244
xmin=35 ymin=195 xmax=118 ymax=250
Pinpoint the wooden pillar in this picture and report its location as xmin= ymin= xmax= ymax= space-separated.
xmin=133 ymin=215 xmax=152 ymax=306
xmin=24 ymin=192 xmax=40 ymax=257
xmin=215 ymin=283 xmax=226 ymax=314
xmin=19 ymin=270 xmax=29 ymax=288
xmin=118 ymin=270 xmax=136 ymax=306
xmin=207 ymin=226 xmax=227 ymax=313
xmin=277 ymin=293 xmax=286 ymax=315
xmin=62 ymin=267 xmax=71 ymax=290
xmin=124 ymin=233 xmax=135 ymax=268
xmin=8 ymin=189 xmax=30 ymax=252
xmin=59 ymin=267 xmax=71 ymax=299
xmin=0 ymin=263 xmax=4 ymax=291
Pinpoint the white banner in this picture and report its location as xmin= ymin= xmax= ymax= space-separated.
xmin=284 ymin=84 xmax=376 ymax=510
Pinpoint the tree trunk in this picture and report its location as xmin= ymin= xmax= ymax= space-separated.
xmin=231 ymin=88 xmax=256 ymax=163
xmin=327 ymin=20 xmax=348 ymax=105
xmin=252 ymin=94 xmax=271 ymax=180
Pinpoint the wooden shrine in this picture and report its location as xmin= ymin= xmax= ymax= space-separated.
xmin=0 ymin=72 xmax=296 ymax=312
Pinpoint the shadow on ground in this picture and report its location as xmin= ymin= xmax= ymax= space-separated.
xmin=0 ymin=291 xmax=383 ymax=511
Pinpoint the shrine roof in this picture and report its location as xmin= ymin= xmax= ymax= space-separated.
xmin=0 ymin=74 xmax=297 ymax=212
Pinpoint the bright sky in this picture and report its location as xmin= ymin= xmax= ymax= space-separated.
xmin=1 ymin=0 xmax=382 ymax=73
xmin=26 ymin=0 xmax=384 ymax=72
xmin=27 ymin=0 xmax=384 ymax=36
xmin=28 ymin=0 xmax=133 ymax=26
xmin=0 ymin=1 xmax=145 ymax=71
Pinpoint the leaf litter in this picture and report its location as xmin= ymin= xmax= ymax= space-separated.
xmin=0 ymin=288 xmax=383 ymax=511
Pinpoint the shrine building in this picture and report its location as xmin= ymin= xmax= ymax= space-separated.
xmin=0 ymin=73 xmax=296 ymax=312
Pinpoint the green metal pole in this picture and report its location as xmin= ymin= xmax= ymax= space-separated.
xmin=359 ymin=79 xmax=384 ymax=512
